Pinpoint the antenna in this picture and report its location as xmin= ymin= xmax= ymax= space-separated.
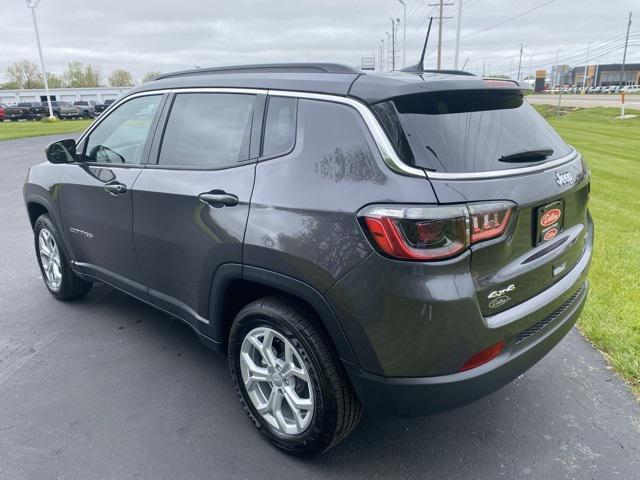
xmin=401 ymin=17 xmax=433 ymax=73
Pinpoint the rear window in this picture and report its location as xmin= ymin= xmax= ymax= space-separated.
xmin=376 ymin=90 xmax=572 ymax=173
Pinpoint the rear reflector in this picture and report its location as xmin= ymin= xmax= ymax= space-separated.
xmin=460 ymin=340 xmax=505 ymax=372
xmin=359 ymin=202 xmax=515 ymax=261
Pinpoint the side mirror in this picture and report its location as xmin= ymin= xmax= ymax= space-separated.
xmin=45 ymin=139 xmax=76 ymax=164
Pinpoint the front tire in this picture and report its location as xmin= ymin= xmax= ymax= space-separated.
xmin=34 ymin=214 xmax=92 ymax=300
xmin=228 ymin=296 xmax=362 ymax=456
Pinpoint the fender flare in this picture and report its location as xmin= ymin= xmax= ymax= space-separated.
xmin=206 ymin=264 xmax=357 ymax=364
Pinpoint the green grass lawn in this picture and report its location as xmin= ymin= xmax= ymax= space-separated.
xmin=537 ymin=106 xmax=640 ymax=396
xmin=0 ymin=119 xmax=93 ymax=142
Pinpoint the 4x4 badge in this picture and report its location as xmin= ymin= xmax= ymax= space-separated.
xmin=556 ymin=171 xmax=574 ymax=186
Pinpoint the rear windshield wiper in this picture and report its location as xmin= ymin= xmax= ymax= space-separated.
xmin=499 ymin=148 xmax=553 ymax=163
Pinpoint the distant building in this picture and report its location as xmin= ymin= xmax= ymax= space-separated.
xmin=570 ymin=63 xmax=640 ymax=87
xmin=550 ymin=64 xmax=571 ymax=86
xmin=0 ymin=86 xmax=131 ymax=105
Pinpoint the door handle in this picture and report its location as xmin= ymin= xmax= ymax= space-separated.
xmin=104 ymin=182 xmax=127 ymax=195
xmin=198 ymin=191 xmax=239 ymax=208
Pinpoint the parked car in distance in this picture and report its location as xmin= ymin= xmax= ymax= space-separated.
xmin=3 ymin=102 xmax=45 ymax=121
xmin=73 ymin=101 xmax=96 ymax=118
xmin=93 ymin=102 xmax=107 ymax=114
xmin=622 ymin=85 xmax=640 ymax=93
xmin=24 ymin=63 xmax=592 ymax=455
xmin=48 ymin=101 xmax=80 ymax=119
xmin=0 ymin=103 xmax=5 ymax=121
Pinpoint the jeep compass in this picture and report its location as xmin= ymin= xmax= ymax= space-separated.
xmin=23 ymin=63 xmax=593 ymax=455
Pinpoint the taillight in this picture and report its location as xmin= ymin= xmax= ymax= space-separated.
xmin=468 ymin=202 xmax=513 ymax=243
xmin=359 ymin=202 xmax=514 ymax=261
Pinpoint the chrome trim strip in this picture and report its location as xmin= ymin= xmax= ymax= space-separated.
xmin=425 ymin=147 xmax=580 ymax=181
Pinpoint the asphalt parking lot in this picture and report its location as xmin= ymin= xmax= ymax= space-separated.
xmin=1 ymin=135 xmax=639 ymax=480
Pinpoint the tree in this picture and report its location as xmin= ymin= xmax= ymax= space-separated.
xmin=46 ymin=73 xmax=63 ymax=88
xmin=1 ymin=80 xmax=21 ymax=90
xmin=6 ymin=60 xmax=42 ymax=89
xmin=62 ymin=61 xmax=102 ymax=88
xmin=142 ymin=71 xmax=161 ymax=83
xmin=108 ymin=69 xmax=136 ymax=87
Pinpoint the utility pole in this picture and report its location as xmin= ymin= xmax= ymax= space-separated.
xmin=517 ymin=42 xmax=525 ymax=81
xmin=556 ymin=50 xmax=563 ymax=116
xmin=385 ymin=32 xmax=391 ymax=70
xmin=429 ymin=0 xmax=454 ymax=69
xmin=454 ymin=0 xmax=463 ymax=69
xmin=582 ymin=42 xmax=592 ymax=91
xmin=26 ymin=0 xmax=54 ymax=119
xmin=398 ymin=0 xmax=406 ymax=67
xmin=552 ymin=49 xmax=559 ymax=90
xmin=482 ymin=60 xmax=486 ymax=76
xmin=380 ymin=39 xmax=385 ymax=71
xmin=390 ymin=18 xmax=397 ymax=70
xmin=618 ymin=11 xmax=633 ymax=90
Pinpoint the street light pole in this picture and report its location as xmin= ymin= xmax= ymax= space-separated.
xmin=26 ymin=0 xmax=54 ymax=119
xmin=398 ymin=0 xmax=406 ymax=68
xmin=582 ymin=41 xmax=592 ymax=91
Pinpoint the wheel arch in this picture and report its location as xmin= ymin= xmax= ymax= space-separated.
xmin=207 ymin=264 xmax=357 ymax=364
xmin=26 ymin=198 xmax=49 ymax=230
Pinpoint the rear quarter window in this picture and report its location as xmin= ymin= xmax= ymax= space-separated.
xmin=261 ymin=96 xmax=297 ymax=158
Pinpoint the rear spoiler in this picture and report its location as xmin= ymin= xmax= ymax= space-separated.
xmin=483 ymin=77 xmax=533 ymax=93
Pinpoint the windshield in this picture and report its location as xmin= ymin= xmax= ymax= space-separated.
xmin=380 ymin=90 xmax=572 ymax=173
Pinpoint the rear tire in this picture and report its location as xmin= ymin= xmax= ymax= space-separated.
xmin=34 ymin=214 xmax=92 ymax=300
xmin=228 ymin=296 xmax=362 ymax=456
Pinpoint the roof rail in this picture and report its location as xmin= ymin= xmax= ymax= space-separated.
xmin=155 ymin=63 xmax=361 ymax=80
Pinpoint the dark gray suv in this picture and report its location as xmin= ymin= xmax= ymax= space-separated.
xmin=23 ymin=63 xmax=593 ymax=455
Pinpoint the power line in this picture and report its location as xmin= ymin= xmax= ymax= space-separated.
xmin=461 ymin=0 xmax=556 ymax=41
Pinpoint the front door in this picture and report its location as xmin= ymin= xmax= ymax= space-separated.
xmin=58 ymin=93 xmax=165 ymax=297
xmin=133 ymin=91 xmax=263 ymax=331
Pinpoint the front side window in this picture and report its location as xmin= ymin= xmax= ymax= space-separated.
xmin=84 ymin=95 xmax=161 ymax=165
xmin=157 ymin=93 xmax=256 ymax=168
xmin=262 ymin=96 xmax=297 ymax=158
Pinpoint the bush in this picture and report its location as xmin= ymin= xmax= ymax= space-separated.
xmin=40 ymin=116 xmax=60 ymax=123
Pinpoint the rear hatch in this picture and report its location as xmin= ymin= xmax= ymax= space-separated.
xmin=371 ymin=84 xmax=590 ymax=316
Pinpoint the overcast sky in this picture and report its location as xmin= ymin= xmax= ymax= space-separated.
xmin=1 ymin=0 xmax=638 ymax=83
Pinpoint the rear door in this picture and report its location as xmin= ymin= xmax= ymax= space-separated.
xmin=132 ymin=90 xmax=264 ymax=332
xmin=58 ymin=93 xmax=165 ymax=297
xmin=385 ymin=88 xmax=590 ymax=314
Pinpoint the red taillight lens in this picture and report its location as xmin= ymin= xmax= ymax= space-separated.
xmin=360 ymin=202 xmax=514 ymax=261
xmin=468 ymin=202 xmax=513 ymax=243
xmin=460 ymin=340 xmax=505 ymax=372
xmin=361 ymin=205 xmax=469 ymax=261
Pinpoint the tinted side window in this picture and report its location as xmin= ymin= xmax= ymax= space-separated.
xmin=262 ymin=96 xmax=297 ymax=158
xmin=84 ymin=95 xmax=161 ymax=165
xmin=158 ymin=93 xmax=256 ymax=168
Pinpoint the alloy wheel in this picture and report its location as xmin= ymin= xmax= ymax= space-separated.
xmin=38 ymin=228 xmax=62 ymax=290
xmin=239 ymin=326 xmax=314 ymax=435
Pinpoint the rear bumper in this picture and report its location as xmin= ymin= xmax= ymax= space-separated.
xmin=344 ymin=279 xmax=588 ymax=417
